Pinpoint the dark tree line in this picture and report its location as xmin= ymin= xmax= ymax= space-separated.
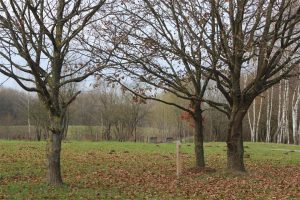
xmin=2 ymin=84 xmax=300 ymax=145
xmin=0 ymin=88 xmax=27 ymax=125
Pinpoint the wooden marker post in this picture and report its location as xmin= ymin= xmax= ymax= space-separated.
xmin=176 ymin=140 xmax=182 ymax=179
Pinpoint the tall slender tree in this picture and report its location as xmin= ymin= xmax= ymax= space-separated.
xmin=266 ymin=87 xmax=274 ymax=143
xmin=291 ymin=82 xmax=300 ymax=144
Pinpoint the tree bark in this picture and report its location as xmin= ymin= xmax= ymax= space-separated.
xmin=227 ymin=107 xmax=248 ymax=172
xmin=193 ymin=102 xmax=205 ymax=168
xmin=46 ymin=114 xmax=63 ymax=185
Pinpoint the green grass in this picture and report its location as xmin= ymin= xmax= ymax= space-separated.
xmin=0 ymin=141 xmax=299 ymax=199
xmin=66 ymin=126 xmax=175 ymax=140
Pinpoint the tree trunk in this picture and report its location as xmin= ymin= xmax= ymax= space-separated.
xmin=283 ymin=80 xmax=290 ymax=144
xmin=193 ymin=102 xmax=205 ymax=168
xmin=247 ymin=99 xmax=255 ymax=142
xmin=46 ymin=114 xmax=63 ymax=185
xmin=266 ymin=87 xmax=273 ymax=142
xmin=227 ymin=107 xmax=248 ymax=172
xmin=275 ymin=80 xmax=284 ymax=143
xmin=291 ymin=86 xmax=300 ymax=144
xmin=247 ymin=98 xmax=263 ymax=142
xmin=255 ymin=98 xmax=263 ymax=142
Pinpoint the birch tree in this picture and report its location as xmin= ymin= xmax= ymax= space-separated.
xmin=291 ymin=81 xmax=300 ymax=144
xmin=247 ymin=97 xmax=263 ymax=142
xmin=266 ymin=87 xmax=274 ymax=143
xmin=275 ymin=80 xmax=290 ymax=144
xmin=282 ymin=80 xmax=290 ymax=144
xmin=0 ymin=0 xmax=112 ymax=185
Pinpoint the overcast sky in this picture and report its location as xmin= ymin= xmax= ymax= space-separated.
xmin=0 ymin=74 xmax=20 ymax=89
xmin=0 ymin=73 xmax=96 ymax=94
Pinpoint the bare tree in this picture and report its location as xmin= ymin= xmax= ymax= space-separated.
xmin=121 ymin=93 xmax=150 ymax=142
xmin=102 ymin=0 xmax=217 ymax=168
xmin=207 ymin=0 xmax=300 ymax=171
xmin=94 ymin=86 xmax=120 ymax=141
xmin=0 ymin=0 xmax=112 ymax=185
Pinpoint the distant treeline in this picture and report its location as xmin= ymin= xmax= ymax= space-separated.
xmin=0 ymin=82 xmax=299 ymax=144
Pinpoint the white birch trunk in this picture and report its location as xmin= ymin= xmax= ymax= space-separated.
xmin=276 ymin=80 xmax=283 ymax=143
xmin=245 ymin=74 xmax=255 ymax=142
xmin=292 ymin=86 xmax=300 ymax=144
xmin=266 ymin=87 xmax=273 ymax=143
xmin=278 ymin=80 xmax=290 ymax=144
xmin=266 ymin=90 xmax=271 ymax=142
xmin=247 ymin=97 xmax=263 ymax=142
xmin=247 ymin=99 xmax=256 ymax=142
xmin=255 ymin=97 xmax=263 ymax=142
xmin=284 ymin=80 xmax=290 ymax=144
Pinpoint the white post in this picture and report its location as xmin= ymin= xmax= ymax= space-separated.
xmin=176 ymin=140 xmax=182 ymax=179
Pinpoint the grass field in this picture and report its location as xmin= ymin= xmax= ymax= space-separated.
xmin=0 ymin=141 xmax=299 ymax=199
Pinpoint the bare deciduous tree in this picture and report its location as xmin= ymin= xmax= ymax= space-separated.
xmin=207 ymin=0 xmax=300 ymax=171
xmin=103 ymin=0 xmax=217 ymax=168
xmin=0 ymin=0 xmax=112 ymax=185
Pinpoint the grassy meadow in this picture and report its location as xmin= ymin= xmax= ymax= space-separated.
xmin=0 ymin=141 xmax=299 ymax=199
